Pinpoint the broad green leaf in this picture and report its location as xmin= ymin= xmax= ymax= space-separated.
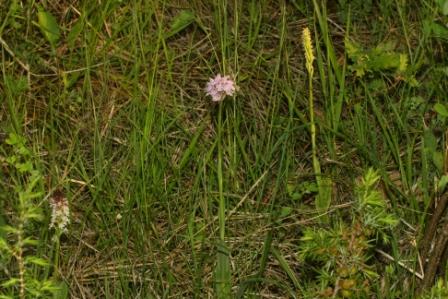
xmin=434 ymin=103 xmax=448 ymax=117
xmin=37 ymin=7 xmax=61 ymax=47
xmin=166 ymin=10 xmax=195 ymax=38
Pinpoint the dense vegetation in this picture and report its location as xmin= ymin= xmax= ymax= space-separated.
xmin=1 ymin=0 xmax=448 ymax=298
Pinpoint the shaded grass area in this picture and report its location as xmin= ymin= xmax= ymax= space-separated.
xmin=1 ymin=0 xmax=447 ymax=298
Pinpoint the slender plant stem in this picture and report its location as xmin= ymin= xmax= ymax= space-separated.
xmin=218 ymin=104 xmax=225 ymax=241
xmin=308 ymin=70 xmax=321 ymax=182
xmin=17 ymin=223 xmax=25 ymax=299
xmin=53 ymin=234 xmax=61 ymax=279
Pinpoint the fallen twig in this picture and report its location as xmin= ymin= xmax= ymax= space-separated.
xmin=375 ymin=249 xmax=423 ymax=280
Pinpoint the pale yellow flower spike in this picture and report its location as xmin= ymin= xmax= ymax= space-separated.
xmin=302 ymin=27 xmax=315 ymax=76
xmin=302 ymin=26 xmax=327 ymax=217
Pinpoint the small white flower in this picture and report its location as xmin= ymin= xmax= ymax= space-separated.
xmin=49 ymin=190 xmax=70 ymax=232
xmin=205 ymin=74 xmax=237 ymax=102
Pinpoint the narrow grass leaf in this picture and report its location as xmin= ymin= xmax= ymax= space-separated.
xmin=257 ymin=229 xmax=273 ymax=278
xmin=424 ymin=20 xmax=448 ymax=39
xmin=0 ymin=238 xmax=10 ymax=253
xmin=0 ymin=225 xmax=18 ymax=234
xmin=236 ymin=277 xmax=263 ymax=298
xmin=22 ymin=237 xmax=39 ymax=246
xmin=0 ymin=214 xmax=6 ymax=239
xmin=25 ymin=256 xmax=49 ymax=267
xmin=67 ymin=19 xmax=84 ymax=49
xmin=178 ymin=123 xmax=206 ymax=170
xmin=271 ymin=248 xmax=301 ymax=290
xmin=316 ymin=177 xmax=332 ymax=214
xmin=424 ymin=129 xmax=444 ymax=172
xmin=215 ymin=240 xmax=231 ymax=299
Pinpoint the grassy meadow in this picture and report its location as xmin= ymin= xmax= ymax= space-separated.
xmin=1 ymin=0 xmax=448 ymax=298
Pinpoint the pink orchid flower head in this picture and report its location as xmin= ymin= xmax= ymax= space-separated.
xmin=205 ymin=74 xmax=237 ymax=102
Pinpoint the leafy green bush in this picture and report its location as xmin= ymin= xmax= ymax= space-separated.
xmin=298 ymin=169 xmax=398 ymax=298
